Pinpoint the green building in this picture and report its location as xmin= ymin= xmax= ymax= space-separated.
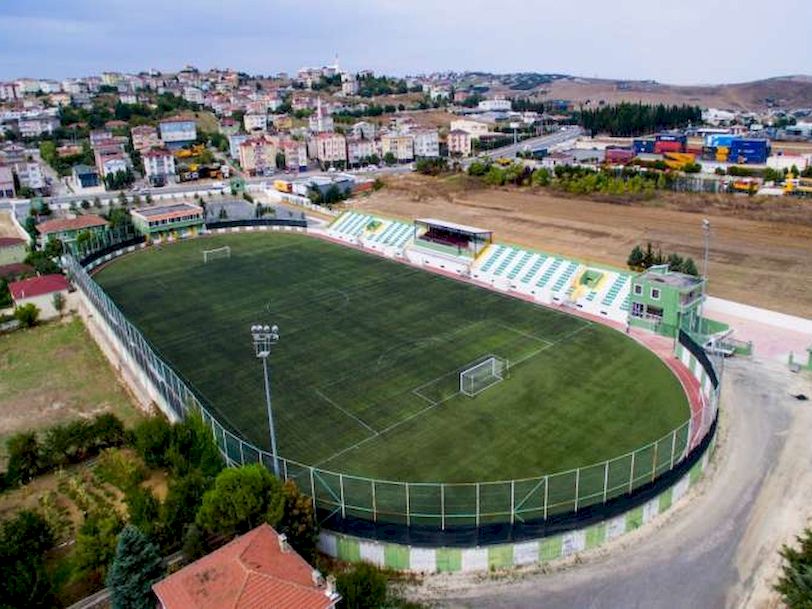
xmin=36 ymin=214 xmax=108 ymax=248
xmin=628 ymin=265 xmax=705 ymax=337
xmin=130 ymin=203 xmax=204 ymax=240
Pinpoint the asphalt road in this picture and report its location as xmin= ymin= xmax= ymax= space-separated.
xmin=416 ymin=357 xmax=812 ymax=609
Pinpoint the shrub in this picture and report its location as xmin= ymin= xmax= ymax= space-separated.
xmin=133 ymin=417 xmax=173 ymax=469
xmin=336 ymin=563 xmax=389 ymax=609
xmin=95 ymin=448 xmax=147 ymax=491
xmin=13 ymin=303 xmax=40 ymax=328
xmin=5 ymin=432 xmax=43 ymax=485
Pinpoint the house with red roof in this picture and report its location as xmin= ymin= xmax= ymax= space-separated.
xmin=0 ymin=236 xmax=27 ymax=266
xmin=152 ymin=524 xmax=340 ymax=609
xmin=8 ymin=274 xmax=69 ymax=319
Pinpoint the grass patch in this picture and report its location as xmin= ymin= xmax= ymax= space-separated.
xmin=0 ymin=319 xmax=143 ymax=465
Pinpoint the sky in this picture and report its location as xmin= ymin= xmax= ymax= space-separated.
xmin=0 ymin=0 xmax=810 ymax=85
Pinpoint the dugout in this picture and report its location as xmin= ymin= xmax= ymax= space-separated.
xmin=413 ymin=218 xmax=492 ymax=258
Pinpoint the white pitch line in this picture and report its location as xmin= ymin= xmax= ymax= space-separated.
xmin=314 ymin=389 xmax=378 ymax=435
xmin=497 ymin=323 xmax=554 ymax=346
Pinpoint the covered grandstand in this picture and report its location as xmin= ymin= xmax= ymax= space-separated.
xmin=411 ymin=218 xmax=493 ymax=259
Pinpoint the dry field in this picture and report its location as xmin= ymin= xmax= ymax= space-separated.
xmin=0 ymin=210 xmax=26 ymax=239
xmin=352 ymin=174 xmax=812 ymax=318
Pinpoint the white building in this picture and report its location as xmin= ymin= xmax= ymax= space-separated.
xmin=14 ymin=162 xmax=45 ymax=190
xmin=413 ymin=129 xmax=440 ymax=158
xmin=0 ymin=82 xmax=20 ymax=101
xmin=381 ymin=133 xmax=414 ymax=162
xmin=142 ymin=149 xmax=177 ymax=185
xmin=702 ymin=108 xmax=737 ymax=126
xmin=450 ymin=119 xmax=490 ymax=140
xmin=244 ymin=113 xmax=268 ymax=133
xmin=351 ymin=121 xmax=376 ymax=140
xmin=346 ymin=137 xmax=380 ymax=166
xmin=478 ymin=97 xmax=511 ymax=112
xmin=314 ymin=133 xmax=347 ymax=166
xmin=18 ymin=115 xmax=60 ymax=138
xmin=9 ymin=275 xmax=70 ymax=320
xmin=183 ymin=86 xmax=204 ymax=105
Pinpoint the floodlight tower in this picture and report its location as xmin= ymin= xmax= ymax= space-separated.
xmin=700 ymin=218 xmax=711 ymax=324
xmin=251 ymin=324 xmax=281 ymax=477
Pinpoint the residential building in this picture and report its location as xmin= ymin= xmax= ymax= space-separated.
xmin=272 ymin=114 xmax=293 ymax=131
xmin=130 ymin=203 xmax=204 ymax=240
xmin=309 ymin=98 xmax=334 ymax=133
xmin=413 ymin=129 xmax=440 ymax=158
xmin=428 ymin=85 xmax=450 ymax=101
xmin=153 ymin=524 xmax=339 ymax=609
xmin=346 ymin=137 xmax=380 ymax=166
xmin=71 ymin=164 xmax=101 ymax=190
xmin=450 ymin=119 xmax=490 ymax=140
xmin=131 ymin=125 xmax=160 ymax=153
xmin=89 ymin=129 xmax=113 ymax=148
xmin=478 ymin=97 xmax=512 ymax=112
xmin=159 ymin=116 xmax=197 ymax=149
xmin=447 ymin=129 xmax=472 ymax=157
xmin=228 ymin=133 xmax=249 ymax=159
xmin=628 ymin=265 xmax=705 ymax=337
xmin=118 ymin=93 xmax=138 ymax=105
xmin=351 ymin=121 xmax=376 ymax=140
xmin=341 ymin=72 xmax=359 ymax=96
xmin=381 ymin=133 xmax=414 ymax=162
xmin=0 ymin=82 xmax=20 ymax=101
xmin=183 ymin=86 xmax=204 ymax=105
xmin=244 ymin=113 xmax=268 ymax=133
xmin=0 ymin=165 xmax=15 ymax=198
xmin=314 ymin=132 xmax=347 ymax=166
xmin=280 ymin=139 xmax=308 ymax=171
xmin=0 ymin=238 xmax=27 ymax=265
xmin=36 ymin=214 xmax=108 ymax=247
xmin=9 ymin=274 xmax=70 ymax=320
xmin=18 ymin=115 xmax=60 ymax=138
xmin=14 ymin=162 xmax=45 ymax=190
xmin=219 ymin=117 xmax=240 ymax=136
xmin=96 ymin=151 xmax=129 ymax=179
xmin=142 ymin=148 xmax=177 ymax=186
xmin=239 ymin=136 xmax=278 ymax=176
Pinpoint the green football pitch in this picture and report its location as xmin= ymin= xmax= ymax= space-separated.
xmin=95 ymin=233 xmax=688 ymax=484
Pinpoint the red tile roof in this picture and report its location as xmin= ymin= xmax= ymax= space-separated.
xmin=0 ymin=262 xmax=34 ymax=278
xmin=36 ymin=215 xmax=107 ymax=236
xmin=9 ymin=274 xmax=69 ymax=300
xmin=152 ymin=524 xmax=337 ymax=609
xmin=0 ymin=237 xmax=25 ymax=247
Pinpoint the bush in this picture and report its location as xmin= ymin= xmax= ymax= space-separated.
xmin=5 ymin=432 xmax=43 ymax=486
xmin=776 ymin=528 xmax=812 ymax=608
xmin=0 ymin=510 xmax=56 ymax=608
xmin=13 ymin=303 xmax=39 ymax=328
xmin=96 ymin=448 xmax=147 ymax=491
xmin=336 ymin=563 xmax=388 ymax=609
xmin=125 ymin=486 xmax=160 ymax=538
xmin=133 ymin=417 xmax=173 ymax=469
xmin=278 ymin=480 xmax=318 ymax=562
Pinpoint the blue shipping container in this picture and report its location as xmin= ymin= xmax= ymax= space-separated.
xmin=656 ymin=132 xmax=687 ymax=144
xmin=633 ymin=139 xmax=656 ymax=154
xmin=706 ymin=134 xmax=737 ymax=148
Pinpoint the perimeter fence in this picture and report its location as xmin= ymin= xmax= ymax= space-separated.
xmin=64 ymin=233 xmax=720 ymax=531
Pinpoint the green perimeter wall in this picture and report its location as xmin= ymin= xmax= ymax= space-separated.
xmin=317 ymin=434 xmax=716 ymax=573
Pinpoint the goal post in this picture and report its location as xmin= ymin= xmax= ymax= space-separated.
xmin=460 ymin=355 xmax=509 ymax=397
xmin=202 ymin=246 xmax=231 ymax=263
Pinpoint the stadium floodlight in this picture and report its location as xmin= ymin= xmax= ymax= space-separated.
xmin=250 ymin=324 xmax=281 ymax=477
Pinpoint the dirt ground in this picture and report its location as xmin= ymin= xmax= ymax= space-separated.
xmin=353 ymin=175 xmax=812 ymax=318
xmin=0 ymin=210 xmax=26 ymax=239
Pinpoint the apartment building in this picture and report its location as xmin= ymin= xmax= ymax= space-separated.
xmin=314 ymin=132 xmax=347 ymax=166
xmin=142 ymin=148 xmax=177 ymax=186
xmin=380 ymin=133 xmax=414 ymax=162
xmin=239 ymin=135 xmax=278 ymax=176
xmin=447 ymin=129 xmax=473 ymax=157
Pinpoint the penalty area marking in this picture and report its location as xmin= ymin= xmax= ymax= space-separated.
xmin=314 ymin=389 xmax=378 ymax=435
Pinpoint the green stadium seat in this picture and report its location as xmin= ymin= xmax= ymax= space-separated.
xmin=507 ymin=251 xmax=533 ymax=280
xmin=493 ymin=248 xmax=519 ymax=276
xmin=521 ymin=254 xmax=548 ymax=284
xmin=479 ymin=246 xmax=506 ymax=273
xmin=536 ymin=258 xmax=563 ymax=288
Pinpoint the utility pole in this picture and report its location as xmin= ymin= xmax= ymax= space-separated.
xmin=251 ymin=324 xmax=281 ymax=477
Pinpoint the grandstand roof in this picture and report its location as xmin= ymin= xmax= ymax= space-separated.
xmin=415 ymin=218 xmax=492 ymax=236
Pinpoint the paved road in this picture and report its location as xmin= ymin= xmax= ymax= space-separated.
xmin=418 ymin=358 xmax=812 ymax=609
xmin=474 ymin=126 xmax=583 ymax=161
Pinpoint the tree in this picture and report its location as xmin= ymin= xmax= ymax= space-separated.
xmin=160 ymin=470 xmax=210 ymax=550
xmin=5 ymin=432 xmax=42 ymax=486
xmin=336 ymin=563 xmax=389 ymax=609
xmin=776 ymin=528 xmax=812 ymax=609
xmin=181 ymin=523 xmax=206 ymax=562
xmin=164 ymin=411 xmax=223 ymax=479
xmin=627 ymin=245 xmax=645 ymax=270
xmin=52 ymin=292 xmax=66 ymax=318
xmin=383 ymin=152 xmax=397 ymax=166
xmin=125 ymin=487 xmax=161 ymax=539
xmin=106 ymin=525 xmax=164 ymax=609
xmin=277 ymin=480 xmax=318 ymax=562
xmin=0 ymin=510 xmax=55 ymax=609
xmin=196 ymin=464 xmax=284 ymax=536
xmin=133 ymin=417 xmax=174 ymax=468
xmin=682 ymin=257 xmax=699 ymax=277
xmin=74 ymin=509 xmax=124 ymax=583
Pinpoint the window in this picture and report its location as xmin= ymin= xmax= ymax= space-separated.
xmin=651 ymin=288 xmax=661 ymax=300
xmin=631 ymin=302 xmax=645 ymax=318
xmin=633 ymin=284 xmax=642 ymax=296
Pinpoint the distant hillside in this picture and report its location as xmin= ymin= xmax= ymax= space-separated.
xmin=472 ymin=74 xmax=812 ymax=111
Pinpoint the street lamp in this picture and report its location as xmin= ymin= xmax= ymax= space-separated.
xmin=700 ymin=219 xmax=711 ymax=328
xmin=251 ymin=324 xmax=281 ymax=477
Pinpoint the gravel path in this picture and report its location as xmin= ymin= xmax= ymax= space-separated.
xmin=411 ymin=358 xmax=812 ymax=609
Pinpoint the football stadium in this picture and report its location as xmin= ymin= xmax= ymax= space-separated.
xmin=67 ymin=211 xmax=719 ymax=540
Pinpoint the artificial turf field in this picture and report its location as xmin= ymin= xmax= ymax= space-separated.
xmin=95 ymin=232 xmax=688 ymax=488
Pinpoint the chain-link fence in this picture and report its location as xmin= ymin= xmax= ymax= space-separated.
xmin=66 ymin=246 xmax=720 ymax=530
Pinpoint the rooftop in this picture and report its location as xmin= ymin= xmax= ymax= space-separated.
xmin=639 ymin=265 xmax=703 ymax=289
xmin=152 ymin=524 xmax=337 ymax=609
xmin=9 ymin=274 xmax=69 ymax=301
xmin=37 ymin=215 xmax=107 ymax=235
xmin=0 ymin=237 xmax=25 ymax=248
xmin=415 ymin=218 xmax=492 ymax=235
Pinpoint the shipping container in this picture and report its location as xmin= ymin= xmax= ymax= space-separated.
xmin=705 ymin=134 xmax=737 ymax=148
xmin=633 ymin=139 xmax=656 ymax=154
xmin=605 ymin=147 xmax=635 ymax=164
xmin=654 ymin=140 xmax=685 ymax=154
xmin=656 ymin=132 xmax=688 ymax=145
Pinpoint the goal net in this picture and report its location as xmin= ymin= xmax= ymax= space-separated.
xmin=203 ymin=246 xmax=231 ymax=263
xmin=460 ymin=356 xmax=509 ymax=397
